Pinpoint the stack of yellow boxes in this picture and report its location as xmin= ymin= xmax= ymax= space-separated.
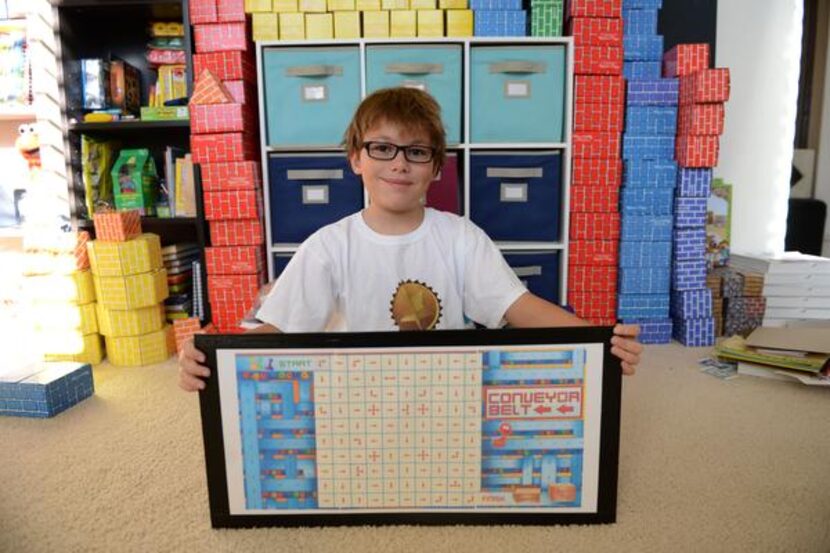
xmin=246 ymin=0 xmax=472 ymax=40
xmin=22 ymin=230 xmax=105 ymax=364
xmin=88 ymin=212 xmax=174 ymax=367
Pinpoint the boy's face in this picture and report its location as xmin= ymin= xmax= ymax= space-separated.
xmin=349 ymin=119 xmax=435 ymax=219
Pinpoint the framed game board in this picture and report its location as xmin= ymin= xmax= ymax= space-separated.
xmin=196 ymin=327 xmax=622 ymax=528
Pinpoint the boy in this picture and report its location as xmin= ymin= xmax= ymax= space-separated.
xmin=179 ymin=87 xmax=642 ymax=391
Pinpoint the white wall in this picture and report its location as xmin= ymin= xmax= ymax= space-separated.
xmin=715 ymin=0 xmax=803 ymax=257
xmin=813 ymin=8 xmax=830 ymax=256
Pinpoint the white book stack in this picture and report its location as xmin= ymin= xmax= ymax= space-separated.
xmin=730 ymin=252 xmax=830 ymax=327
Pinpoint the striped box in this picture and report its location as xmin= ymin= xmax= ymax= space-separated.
xmin=567 ymin=292 xmax=617 ymax=320
xmin=619 ymin=187 xmax=674 ymax=215
xmin=623 ymin=34 xmax=663 ymax=62
xmin=572 ymin=157 xmax=623 ymax=187
xmin=673 ymin=227 xmax=706 ymax=261
xmin=620 ymin=214 xmax=673 ymax=241
xmin=626 ymin=79 xmax=679 ymax=106
xmin=675 ymin=135 xmax=719 ymax=168
xmin=617 ymin=294 xmax=670 ymax=319
xmin=622 ymin=8 xmax=656 ymax=35
xmin=530 ymin=0 xmax=564 ymax=37
xmin=191 ymin=132 xmax=258 ymax=163
xmin=173 ymin=317 xmax=203 ymax=353
xmin=87 ymin=234 xmax=163 ymax=276
xmin=0 ymin=362 xmax=94 ymax=418
xmin=193 ymin=51 xmax=255 ymax=81
xmin=671 ymin=259 xmax=707 ymax=291
xmin=568 ymin=265 xmax=618 ymax=293
xmin=217 ymin=0 xmax=247 ymax=20
xmin=573 ymin=132 xmax=622 ymax=159
xmin=675 ymin=168 xmax=712 ymax=197
xmin=574 ymin=45 xmax=623 ymax=75
xmin=473 ymin=10 xmax=526 ymax=36
xmin=23 ymin=270 xmax=95 ymax=305
xmin=209 ymin=219 xmax=264 ymax=246
xmin=208 ymin=272 xmax=266 ymax=306
xmin=624 ymin=106 xmax=678 ymax=136
xmin=679 ymin=68 xmax=731 ymax=105
xmin=191 ymin=0 xmax=218 ymax=23
xmin=662 ymin=43 xmax=710 ymax=78
xmin=211 ymin=300 xmax=249 ymax=333
xmin=27 ymin=302 xmax=98 ymax=335
xmin=670 ymin=288 xmax=713 ymax=319
xmin=672 ymin=316 xmax=714 ymax=347
xmin=618 ymin=240 xmax=672 ymax=267
xmin=193 ymin=22 xmax=250 ymax=53
xmin=574 ymin=75 xmax=625 ymax=105
xmin=621 ymin=318 xmax=671 ymax=344
xmin=623 ymin=159 xmax=677 ymax=188
xmin=96 ymin=304 xmax=166 ymax=337
xmin=92 ymin=210 xmax=142 ymax=242
xmin=623 ymin=61 xmax=661 ymax=81
xmin=205 ymin=245 xmax=265 ymax=274
xmin=200 ymin=161 xmax=261 ymax=191
xmin=623 ymin=0 xmax=661 ymax=7
xmin=203 ymin=190 xmax=262 ymax=220
xmin=191 ymin=103 xmax=256 ymax=134
xmin=106 ymin=326 xmax=174 ymax=366
xmin=567 ymin=16 xmax=622 ymax=46
xmin=93 ymin=269 xmax=169 ymax=310
xmin=674 ymin=196 xmax=708 ymax=228
xmin=570 ymin=212 xmax=621 ymax=240
xmin=470 ymin=0 xmax=519 ymax=6
xmin=567 ymin=0 xmax=621 ymax=18
xmin=570 ymin=186 xmax=619 ymax=212
xmin=677 ymin=103 xmax=725 ymax=136
xmin=568 ymin=240 xmax=619 ymax=266
xmin=574 ymin=101 xmax=625 ymax=132
xmin=618 ymin=266 xmax=670 ymax=295
xmin=622 ymin=135 xmax=675 ymax=160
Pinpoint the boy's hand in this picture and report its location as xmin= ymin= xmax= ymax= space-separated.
xmin=178 ymin=336 xmax=210 ymax=392
xmin=611 ymin=324 xmax=642 ymax=376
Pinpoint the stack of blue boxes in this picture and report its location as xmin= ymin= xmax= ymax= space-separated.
xmin=471 ymin=0 xmax=528 ymax=36
xmin=616 ymin=0 xmax=676 ymax=344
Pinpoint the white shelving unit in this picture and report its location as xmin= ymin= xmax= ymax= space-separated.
xmin=256 ymin=36 xmax=574 ymax=304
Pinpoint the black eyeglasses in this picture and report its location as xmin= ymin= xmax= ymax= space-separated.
xmin=362 ymin=141 xmax=436 ymax=164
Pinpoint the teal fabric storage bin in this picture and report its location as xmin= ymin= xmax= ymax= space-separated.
xmin=470 ymin=45 xmax=566 ymax=143
xmin=365 ymin=44 xmax=463 ymax=145
xmin=263 ymin=46 xmax=361 ymax=147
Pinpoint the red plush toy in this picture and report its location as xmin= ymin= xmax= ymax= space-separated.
xmin=16 ymin=123 xmax=40 ymax=171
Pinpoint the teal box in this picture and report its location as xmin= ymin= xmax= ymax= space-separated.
xmin=365 ymin=44 xmax=463 ymax=145
xmin=470 ymin=45 xmax=565 ymax=143
xmin=263 ymin=46 xmax=361 ymax=147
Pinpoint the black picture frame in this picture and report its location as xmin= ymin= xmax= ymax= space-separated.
xmin=196 ymin=326 xmax=621 ymax=528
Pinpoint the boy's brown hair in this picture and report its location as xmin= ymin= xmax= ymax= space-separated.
xmin=344 ymin=87 xmax=447 ymax=172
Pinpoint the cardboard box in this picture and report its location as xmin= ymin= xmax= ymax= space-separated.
xmin=390 ymin=10 xmax=416 ymax=36
xmin=272 ymin=0 xmax=298 ymax=10
xmin=571 ymin=157 xmax=622 ymax=187
xmin=208 ymin=272 xmax=265 ymax=306
xmin=111 ymin=149 xmax=158 ymax=216
xmin=173 ymin=317 xmax=203 ymax=353
xmin=193 ymin=51 xmax=256 ymax=81
xmin=211 ymin=300 xmax=249 ymax=333
xmin=209 ymin=219 xmax=264 ymax=246
xmin=191 ymin=132 xmax=258 ymax=164
xmin=306 ymin=13 xmax=334 ymax=38
xmin=679 ymin=68 xmax=731 ymax=105
xmin=205 ymin=245 xmax=265 ymax=274
xmin=568 ymin=265 xmax=617 ymax=293
xmin=572 ymin=132 xmax=621 ymax=159
xmin=675 ymin=135 xmax=719 ymax=168
xmin=28 ymin=302 xmax=99 ymax=335
xmin=569 ymin=212 xmax=620 ymax=240
xmin=573 ymin=45 xmax=623 ymax=76
xmin=328 ymin=0 xmax=355 ymax=8
xmin=574 ymin=100 xmax=624 ymax=132
xmin=106 ymin=326 xmax=174 ymax=367
xmin=568 ymin=240 xmax=619 ymax=266
xmin=279 ymin=12 xmax=306 ymax=39
xmin=93 ymin=210 xmax=142 ymax=243
xmin=93 ymin=269 xmax=169 ymax=310
xmin=140 ymin=106 xmax=189 ymax=121
xmin=96 ymin=303 xmax=166 ymax=337
xmin=42 ymin=332 xmax=105 ymax=365
xmin=663 ymin=43 xmax=710 ymax=78
xmin=574 ymin=75 xmax=625 ymax=105
xmin=200 ymin=161 xmax=261 ymax=191
xmin=417 ymin=9 xmax=443 ymax=36
xmin=567 ymin=291 xmax=616 ymax=320
xmin=192 ymin=102 xmax=256 ymax=134
xmin=87 ymin=234 xmax=163 ymax=276
xmin=569 ymin=185 xmax=619 ymax=213
xmin=566 ymin=0 xmax=621 ymax=18
xmin=245 ymin=0 xmax=273 ymax=11
xmin=567 ymin=17 xmax=622 ymax=46
xmin=0 ymin=362 xmax=94 ymax=418
xmin=439 ymin=0 xmax=466 ymax=7
xmin=23 ymin=270 xmax=96 ymax=305
xmin=252 ymin=12 xmax=280 ymax=40
xmin=300 ymin=0 xmax=327 ymax=10
xmin=191 ymin=0 xmax=219 ymax=23
xmin=218 ymin=0 xmax=247 ymax=20
xmin=445 ymin=9 xmax=473 ymax=36
xmin=677 ymin=103 xmax=725 ymax=136
xmin=362 ymin=10 xmax=389 ymax=37
xmin=356 ymin=0 xmax=380 ymax=8
xmin=203 ymin=189 xmax=262 ymax=220
xmin=194 ymin=22 xmax=250 ymax=53
xmin=334 ymin=11 xmax=362 ymax=38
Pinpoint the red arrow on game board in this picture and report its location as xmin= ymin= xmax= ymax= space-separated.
xmin=558 ymin=405 xmax=574 ymax=414
xmin=535 ymin=405 xmax=552 ymax=414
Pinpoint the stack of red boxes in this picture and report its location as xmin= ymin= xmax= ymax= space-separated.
xmin=190 ymin=0 xmax=265 ymax=332
xmin=566 ymin=0 xmax=624 ymax=325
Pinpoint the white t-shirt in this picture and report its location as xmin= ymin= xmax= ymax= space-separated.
xmin=256 ymin=208 xmax=527 ymax=332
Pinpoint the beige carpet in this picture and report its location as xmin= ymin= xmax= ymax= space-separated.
xmin=1 ymin=343 xmax=829 ymax=553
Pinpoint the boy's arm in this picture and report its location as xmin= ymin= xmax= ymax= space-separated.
xmin=504 ymin=291 xmax=590 ymax=328
xmin=245 ymin=323 xmax=281 ymax=334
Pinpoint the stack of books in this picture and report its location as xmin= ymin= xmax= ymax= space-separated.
xmin=161 ymin=243 xmax=200 ymax=323
xmin=730 ymin=252 xmax=830 ymax=327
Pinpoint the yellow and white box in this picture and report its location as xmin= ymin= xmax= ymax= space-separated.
xmin=299 ymin=0 xmax=327 ymax=12
xmin=306 ymin=13 xmax=334 ymax=38
xmin=410 ymin=0 xmax=436 ymax=9
xmin=87 ymin=234 xmax=163 ymax=277
xmin=105 ymin=325 xmax=174 ymax=367
xmin=246 ymin=0 xmax=273 ymax=11
xmin=253 ymin=12 xmax=280 ymax=40
xmin=42 ymin=331 xmax=104 ymax=365
xmin=439 ymin=0 xmax=466 ymax=8
xmin=96 ymin=304 xmax=166 ymax=337
xmin=328 ymin=0 xmax=355 ymax=10
xmin=417 ymin=9 xmax=444 ymax=36
xmin=356 ymin=0 xmax=380 ymax=8
xmin=390 ymin=10 xmax=416 ymax=36
xmin=273 ymin=0 xmax=298 ymax=11
xmin=279 ymin=12 xmax=306 ymax=39
xmin=23 ymin=270 xmax=95 ymax=304
xmin=362 ymin=10 xmax=389 ymax=37
xmin=445 ymin=9 xmax=472 ymax=36
xmin=382 ymin=0 xmax=409 ymax=9
xmin=334 ymin=11 xmax=361 ymax=38
xmin=93 ymin=269 xmax=169 ymax=310
xmin=29 ymin=301 xmax=99 ymax=335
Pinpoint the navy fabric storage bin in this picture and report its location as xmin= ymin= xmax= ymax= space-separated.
xmin=503 ymin=251 xmax=560 ymax=304
xmin=268 ymin=154 xmax=364 ymax=244
xmin=272 ymin=253 xmax=293 ymax=279
xmin=470 ymin=151 xmax=562 ymax=241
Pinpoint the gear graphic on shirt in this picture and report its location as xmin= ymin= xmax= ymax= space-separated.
xmin=389 ymin=280 xmax=442 ymax=331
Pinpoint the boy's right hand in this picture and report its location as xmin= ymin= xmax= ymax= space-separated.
xmin=178 ymin=336 xmax=210 ymax=392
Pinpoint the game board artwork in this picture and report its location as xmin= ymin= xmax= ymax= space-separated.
xmin=199 ymin=328 xmax=620 ymax=527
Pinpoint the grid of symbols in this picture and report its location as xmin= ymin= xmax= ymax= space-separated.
xmin=314 ymin=351 xmax=482 ymax=509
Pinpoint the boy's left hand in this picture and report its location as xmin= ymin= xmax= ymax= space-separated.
xmin=611 ymin=324 xmax=642 ymax=376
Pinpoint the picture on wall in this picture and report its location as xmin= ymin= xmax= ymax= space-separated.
xmin=196 ymin=327 xmax=622 ymax=528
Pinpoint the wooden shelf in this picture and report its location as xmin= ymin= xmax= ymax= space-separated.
xmin=69 ymin=120 xmax=190 ymax=132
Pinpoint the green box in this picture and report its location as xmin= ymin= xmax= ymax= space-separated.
xmin=530 ymin=0 xmax=563 ymax=37
xmin=111 ymin=148 xmax=158 ymax=215
xmin=140 ymin=106 xmax=189 ymax=121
